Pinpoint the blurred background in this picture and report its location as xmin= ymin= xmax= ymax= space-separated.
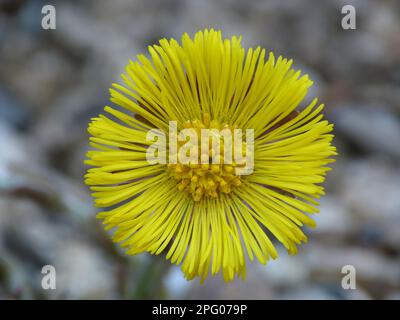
xmin=0 ymin=0 xmax=399 ymax=299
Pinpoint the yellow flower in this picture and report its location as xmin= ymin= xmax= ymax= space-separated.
xmin=85 ymin=29 xmax=336 ymax=282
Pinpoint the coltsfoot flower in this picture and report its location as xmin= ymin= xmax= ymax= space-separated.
xmin=85 ymin=29 xmax=337 ymax=282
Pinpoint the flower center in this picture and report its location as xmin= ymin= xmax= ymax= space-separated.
xmin=168 ymin=113 xmax=246 ymax=201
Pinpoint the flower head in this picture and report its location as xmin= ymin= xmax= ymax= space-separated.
xmin=85 ymin=29 xmax=336 ymax=282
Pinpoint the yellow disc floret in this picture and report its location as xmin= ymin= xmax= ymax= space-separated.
xmin=168 ymin=113 xmax=246 ymax=201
